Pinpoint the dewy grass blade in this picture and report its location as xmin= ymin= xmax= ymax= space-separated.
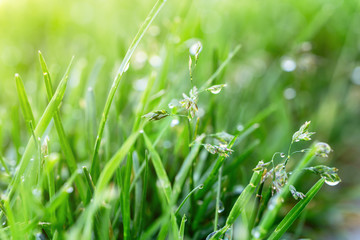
xmin=14 ymin=73 xmax=36 ymax=132
xmin=90 ymin=0 xmax=168 ymax=181
xmin=252 ymin=143 xmax=318 ymax=240
xmin=8 ymin=57 xmax=74 ymax=199
xmin=38 ymin=51 xmax=87 ymax=202
xmin=267 ymin=178 xmax=325 ymax=240
xmin=210 ymin=165 xmax=263 ymax=239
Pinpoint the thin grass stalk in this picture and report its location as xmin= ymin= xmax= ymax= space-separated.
xmin=90 ymin=0 xmax=168 ymax=181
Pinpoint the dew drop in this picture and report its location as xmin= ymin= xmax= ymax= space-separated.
xmin=280 ymin=153 xmax=286 ymax=158
xmin=21 ymin=175 xmax=25 ymax=182
xmin=139 ymin=130 xmax=144 ymax=134
xmin=2 ymin=221 xmax=6 ymax=226
xmin=218 ymin=201 xmax=225 ymax=213
xmin=170 ymin=119 xmax=179 ymax=127
xmin=206 ymin=231 xmax=217 ymax=240
xmin=237 ymin=124 xmax=244 ymax=132
xmin=251 ymin=227 xmax=261 ymax=239
xmin=325 ymin=179 xmax=340 ymax=186
xmin=66 ymin=187 xmax=74 ymax=193
xmin=32 ymin=188 xmax=41 ymax=198
xmin=198 ymin=184 xmax=204 ymax=189
xmin=210 ymin=88 xmax=222 ymax=94
xmin=281 ymin=56 xmax=296 ymax=72
xmin=189 ymin=41 xmax=203 ymax=56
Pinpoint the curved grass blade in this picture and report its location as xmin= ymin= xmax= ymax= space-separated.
xmin=39 ymin=51 xmax=87 ymax=202
xmin=90 ymin=0 xmax=168 ymax=181
xmin=179 ymin=214 xmax=187 ymax=240
xmin=15 ymin=74 xmax=35 ymax=133
xmin=8 ymin=57 xmax=74 ymax=199
xmin=267 ymin=178 xmax=325 ymax=240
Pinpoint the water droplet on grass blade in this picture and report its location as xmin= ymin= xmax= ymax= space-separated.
xmin=206 ymin=231 xmax=218 ymax=240
xmin=66 ymin=187 xmax=74 ymax=193
xmin=325 ymin=178 xmax=340 ymax=186
xmin=280 ymin=153 xmax=286 ymax=158
xmin=189 ymin=41 xmax=203 ymax=56
xmin=218 ymin=201 xmax=225 ymax=213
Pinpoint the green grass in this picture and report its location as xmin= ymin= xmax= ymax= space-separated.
xmin=0 ymin=0 xmax=358 ymax=239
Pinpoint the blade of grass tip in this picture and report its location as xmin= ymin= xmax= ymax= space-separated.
xmin=175 ymin=184 xmax=204 ymax=216
xmin=210 ymin=165 xmax=264 ymax=240
xmin=142 ymin=131 xmax=172 ymax=203
xmin=199 ymin=45 xmax=241 ymax=91
xmin=15 ymin=73 xmax=35 ymax=133
xmin=38 ymin=51 xmax=87 ymax=202
xmin=252 ymin=143 xmax=318 ymax=240
xmin=267 ymin=178 xmax=325 ymax=240
xmin=179 ymin=214 xmax=187 ymax=240
xmin=90 ymin=0 xmax=168 ymax=182
xmin=8 ymin=57 xmax=74 ymax=200
xmin=195 ymin=133 xmax=239 ymax=200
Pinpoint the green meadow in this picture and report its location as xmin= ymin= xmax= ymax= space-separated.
xmin=0 ymin=0 xmax=359 ymax=239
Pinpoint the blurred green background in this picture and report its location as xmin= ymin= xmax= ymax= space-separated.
xmin=0 ymin=0 xmax=359 ymax=239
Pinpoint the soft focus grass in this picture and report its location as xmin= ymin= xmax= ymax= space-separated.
xmin=0 ymin=0 xmax=360 ymax=239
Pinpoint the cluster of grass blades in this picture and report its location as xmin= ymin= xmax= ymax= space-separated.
xmin=0 ymin=0 xmax=342 ymax=239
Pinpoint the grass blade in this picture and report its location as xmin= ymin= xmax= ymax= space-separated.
xmin=90 ymin=0 xmax=168 ymax=181
xmin=210 ymin=164 xmax=264 ymax=239
xmin=14 ymin=73 xmax=35 ymax=132
xmin=142 ymin=131 xmax=172 ymax=203
xmin=38 ymin=51 xmax=87 ymax=202
xmin=267 ymin=178 xmax=325 ymax=240
xmin=8 ymin=57 xmax=74 ymax=199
